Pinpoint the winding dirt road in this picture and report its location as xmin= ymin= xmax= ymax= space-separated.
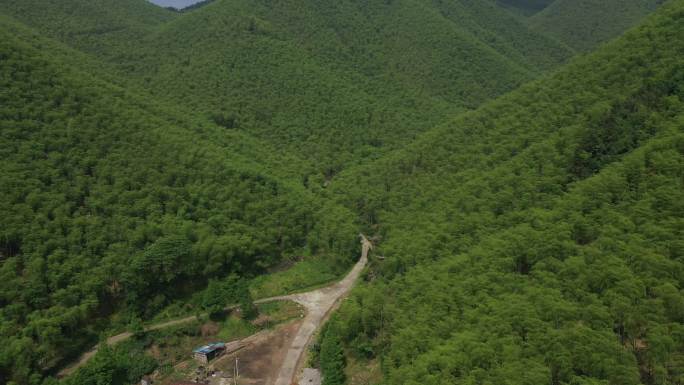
xmin=58 ymin=235 xmax=371 ymax=381
xmin=58 ymin=313 xmax=222 ymax=377
xmin=273 ymin=234 xmax=370 ymax=385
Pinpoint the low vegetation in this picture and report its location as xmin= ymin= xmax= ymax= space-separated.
xmin=249 ymin=256 xmax=345 ymax=299
xmin=62 ymin=300 xmax=301 ymax=385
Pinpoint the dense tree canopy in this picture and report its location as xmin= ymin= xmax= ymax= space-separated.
xmin=0 ymin=0 xmax=574 ymax=176
xmin=331 ymin=1 xmax=684 ymax=384
xmin=320 ymin=321 xmax=347 ymax=385
xmin=0 ymin=0 xmax=678 ymax=384
xmin=529 ymin=0 xmax=661 ymax=51
xmin=0 ymin=18 xmax=357 ymax=384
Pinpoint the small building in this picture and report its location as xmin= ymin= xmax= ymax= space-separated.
xmin=140 ymin=375 xmax=152 ymax=385
xmin=193 ymin=342 xmax=226 ymax=364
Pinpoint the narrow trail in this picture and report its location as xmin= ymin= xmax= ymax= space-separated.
xmin=58 ymin=235 xmax=371 ymax=379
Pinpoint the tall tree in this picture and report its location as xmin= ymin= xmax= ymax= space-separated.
xmin=320 ymin=325 xmax=346 ymax=385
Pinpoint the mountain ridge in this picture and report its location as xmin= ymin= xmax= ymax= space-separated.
xmin=0 ymin=0 xmax=574 ymax=174
xmin=0 ymin=1 xmax=678 ymax=384
xmin=327 ymin=2 xmax=684 ymax=383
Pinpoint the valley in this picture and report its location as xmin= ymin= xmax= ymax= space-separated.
xmin=0 ymin=1 xmax=681 ymax=385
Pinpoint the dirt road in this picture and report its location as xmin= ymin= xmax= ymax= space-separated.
xmin=273 ymin=234 xmax=371 ymax=385
xmin=58 ymin=315 xmax=212 ymax=377
xmin=58 ymin=235 xmax=371 ymax=379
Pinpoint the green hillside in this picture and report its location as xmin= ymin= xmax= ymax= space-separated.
xmin=0 ymin=17 xmax=357 ymax=385
xmin=0 ymin=1 xmax=675 ymax=384
xmin=328 ymin=1 xmax=684 ymax=384
xmin=0 ymin=0 xmax=176 ymax=57
xmin=529 ymin=0 xmax=662 ymax=51
xmin=0 ymin=0 xmax=573 ymax=175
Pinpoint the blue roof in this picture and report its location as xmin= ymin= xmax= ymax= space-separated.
xmin=193 ymin=342 xmax=225 ymax=354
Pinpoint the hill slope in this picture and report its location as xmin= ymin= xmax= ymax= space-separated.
xmin=0 ymin=1 xmax=676 ymax=384
xmin=0 ymin=0 xmax=573 ymax=175
xmin=529 ymin=0 xmax=661 ymax=51
xmin=0 ymin=17 xmax=357 ymax=385
xmin=328 ymin=1 xmax=684 ymax=384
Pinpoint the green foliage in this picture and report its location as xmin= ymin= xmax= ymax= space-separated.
xmin=0 ymin=0 xmax=574 ymax=175
xmin=127 ymin=235 xmax=197 ymax=314
xmin=216 ymin=316 xmax=256 ymax=341
xmin=249 ymin=256 xmax=343 ymax=299
xmin=320 ymin=322 xmax=347 ymax=385
xmin=129 ymin=317 xmax=145 ymax=339
xmin=199 ymin=276 xmax=257 ymax=319
xmin=62 ymin=343 xmax=156 ymax=385
xmin=0 ymin=16 xmax=356 ymax=385
xmin=529 ymin=0 xmax=661 ymax=51
xmin=0 ymin=0 xmax=673 ymax=384
xmin=201 ymin=278 xmax=237 ymax=318
xmin=330 ymin=2 xmax=684 ymax=384
xmin=237 ymin=280 xmax=258 ymax=321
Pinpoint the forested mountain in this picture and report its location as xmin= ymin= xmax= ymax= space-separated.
xmin=0 ymin=17 xmax=356 ymax=385
xmin=0 ymin=0 xmax=573 ymax=175
xmin=0 ymin=0 xmax=175 ymax=55
xmin=529 ymin=0 xmax=662 ymax=51
xmin=327 ymin=1 xmax=684 ymax=384
xmin=496 ymin=0 xmax=661 ymax=52
xmin=0 ymin=0 xmax=676 ymax=384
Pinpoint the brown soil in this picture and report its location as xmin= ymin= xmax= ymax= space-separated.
xmin=201 ymin=321 xmax=220 ymax=337
xmin=147 ymin=344 xmax=162 ymax=360
xmin=212 ymin=320 xmax=304 ymax=385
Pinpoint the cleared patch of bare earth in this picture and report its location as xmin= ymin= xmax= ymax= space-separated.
xmin=211 ymin=320 xmax=304 ymax=385
xmin=299 ymin=368 xmax=321 ymax=385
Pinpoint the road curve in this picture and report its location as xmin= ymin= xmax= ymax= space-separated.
xmin=273 ymin=234 xmax=371 ymax=385
xmin=58 ymin=235 xmax=371 ymax=379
